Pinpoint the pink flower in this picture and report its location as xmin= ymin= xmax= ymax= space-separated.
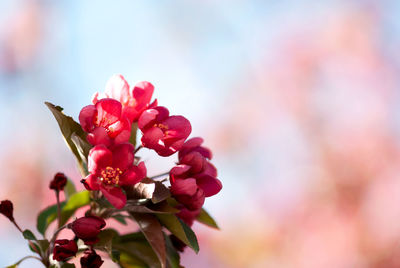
xmin=170 ymin=174 xmax=206 ymax=210
xmin=81 ymin=143 xmax=146 ymax=209
xmin=138 ymin=106 xmax=192 ymax=156
xmin=170 ymin=138 xmax=222 ymax=210
xmin=79 ymin=98 xmax=131 ymax=146
xmin=178 ymin=137 xmax=212 ymax=161
xmin=92 ymin=74 xmax=157 ymax=122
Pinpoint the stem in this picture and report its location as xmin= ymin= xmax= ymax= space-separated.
xmin=56 ymin=190 xmax=61 ymax=228
xmin=12 ymin=220 xmax=23 ymax=233
xmin=13 ymin=255 xmax=43 ymax=266
xmin=49 ymin=225 xmax=67 ymax=246
xmin=134 ymin=145 xmax=143 ymax=154
xmin=149 ymin=171 xmax=170 ymax=180
xmin=46 ymin=225 xmax=67 ymax=262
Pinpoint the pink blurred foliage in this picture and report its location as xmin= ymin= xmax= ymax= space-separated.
xmin=0 ymin=0 xmax=43 ymax=74
xmin=199 ymin=7 xmax=400 ymax=268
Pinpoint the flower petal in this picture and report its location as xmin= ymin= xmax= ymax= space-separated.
xmin=141 ymin=127 xmax=164 ymax=151
xmin=181 ymin=137 xmax=203 ymax=151
xmin=79 ymin=105 xmax=97 ymax=132
xmin=111 ymin=143 xmax=135 ymax=170
xmin=88 ymin=145 xmax=113 ymax=174
xmin=111 ymin=117 xmax=131 ymax=143
xmin=201 ymin=162 xmax=218 ymax=177
xmin=95 ymin=98 xmax=122 ymax=126
xmin=100 ymin=186 xmax=126 ymax=209
xmin=171 ymin=178 xmax=197 ymax=196
xmin=179 ymin=152 xmax=206 ymax=174
xmin=170 ymin=164 xmax=191 ymax=181
xmin=91 ymin=92 xmax=108 ymax=104
xmin=105 ymin=74 xmax=131 ymax=106
xmin=178 ymin=137 xmax=212 ymax=160
xmin=83 ymin=174 xmax=101 ymax=191
xmin=138 ymin=106 xmax=169 ymax=130
xmin=163 ymin=115 xmax=192 ymax=141
xmin=176 ymin=188 xmax=205 ymax=211
xmin=87 ymin=127 xmax=111 ymax=146
xmin=120 ymin=162 xmax=147 ymax=185
xmin=196 ymin=175 xmax=222 ymax=197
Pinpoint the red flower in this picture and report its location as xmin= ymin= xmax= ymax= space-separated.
xmin=0 ymin=200 xmax=14 ymax=221
xmin=170 ymin=138 xmax=222 ymax=210
xmin=80 ymin=249 xmax=104 ymax=268
xmin=79 ymin=98 xmax=131 ymax=146
xmin=52 ymin=239 xmax=78 ymax=261
xmin=49 ymin=172 xmax=67 ymax=191
xmin=170 ymin=177 xmax=205 ymax=210
xmin=82 ymin=143 xmax=146 ymax=209
xmin=70 ymin=216 xmax=106 ymax=245
xmin=138 ymin=106 xmax=192 ymax=156
xmin=92 ymin=74 xmax=157 ymax=122
xmin=178 ymin=137 xmax=212 ymax=161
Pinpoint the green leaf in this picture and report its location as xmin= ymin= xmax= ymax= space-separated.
xmin=28 ymin=241 xmax=41 ymax=254
xmin=130 ymin=213 xmax=166 ymax=268
xmin=157 ymin=214 xmax=199 ymax=253
xmin=58 ymin=190 xmax=90 ymax=226
xmin=111 ymin=249 xmax=121 ymax=263
xmin=180 ymin=219 xmax=199 ymax=253
xmin=196 ymin=208 xmax=219 ymax=229
xmin=116 ymin=242 xmax=159 ymax=268
xmin=36 ymin=202 xmax=65 ymax=235
xmin=37 ymin=239 xmax=50 ymax=254
xmin=6 ymin=265 xmax=17 ymax=268
xmin=45 ymin=102 xmax=91 ymax=176
xmin=64 ymin=178 xmax=77 ymax=200
xmin=164 ymin=234 xmax=182 ymax=268
xmin=130 ymin=122 xmax=138 ymax=148
xmin=116 ymin=232 xmax=182 ymax=268
xmin=28 ymin=239 xmax=49 ymax=258
xmin=94 ymin=229 xmax=119 ymax=258
xmin=111 ymin=214 xmax=128 ymax=225
xmin=118 ymin=232 xmax=147 ymax=243
xmin=23 ymin=229 xmax=37 ymax=240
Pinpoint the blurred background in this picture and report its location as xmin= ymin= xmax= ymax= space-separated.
xmin=2 ymin=0 xmax=400 ymax=267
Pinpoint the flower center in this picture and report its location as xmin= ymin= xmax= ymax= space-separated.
xmin=100 ymin=166 xmax=123 ymax=185
xmin=155 ymin=123 xmax=168 ymax=131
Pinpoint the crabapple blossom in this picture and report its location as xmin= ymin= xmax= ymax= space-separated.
xmin=81 ymin=143 xmax=146 ymax=209
xmin=79 ymin=98 xmax=131 ymax=146
xmin=138 ymin=106 xmax=192 ymax=156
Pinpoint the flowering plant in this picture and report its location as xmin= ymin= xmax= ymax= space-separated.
xmin=1 ymin=75 xmax=222 ymax=268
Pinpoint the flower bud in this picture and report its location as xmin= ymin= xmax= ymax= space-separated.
xmin=49 ymin=173 xmax=68 ymax=191
xmin=80 ymin=249 xmax=104 ymax=268
xmin=0 ymin=200 xmax=14 ymax=221
xmin=70 ymin=216 xmax=106 ymax=245
xmin=53 ymin=239 xmax=78 ymax=261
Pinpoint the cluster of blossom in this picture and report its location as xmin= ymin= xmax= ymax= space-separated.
xmin=0 ymin=74 xmax=222 ymax=267
xmin=80 ymin=75 xmax=221 ymax=218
